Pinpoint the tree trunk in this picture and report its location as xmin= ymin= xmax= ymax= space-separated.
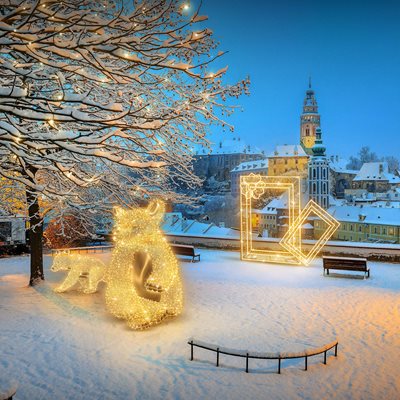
xmin=26 ymin=189 xmax=44 ymax=286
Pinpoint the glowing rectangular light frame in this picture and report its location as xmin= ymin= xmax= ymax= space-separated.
xmin=240 ymin=174 xmax=301 ymax=265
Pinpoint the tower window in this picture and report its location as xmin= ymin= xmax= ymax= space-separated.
xmin=306 ymin=128 xmax=310 ymax=136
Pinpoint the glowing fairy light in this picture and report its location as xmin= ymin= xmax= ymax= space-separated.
xmin=240 ymin=174 xmax=301 ymax=265
xmin=51 ymin=251 xmax=106 ymax=294
xmin=105 ymin=200 xmax=183 ymax=329
xmin=280 ymin=199 xmax=340 ymax=265
xmin=240 ymin=174 xmax=339 ymax=266
xmin=51 ymin=200 xmax=183 ymax=330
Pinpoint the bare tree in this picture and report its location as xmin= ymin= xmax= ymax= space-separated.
xmin=346 ymin=146 xmax=379 ymax=170
xmin=0 ymin=0 xmax=249 ymax=284
xmin=384 ymin=156 xmax=399 ymax=174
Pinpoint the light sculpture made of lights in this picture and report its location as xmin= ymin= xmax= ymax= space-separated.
xmin=51 ymin=251 xmax=106 ymax=293
xmin=51 ymin=200 xmax=183 ymax=330
xmin=105 ymin=200 xmax=183 ymax=330
xmin=240 ymin=174 xmax=339 ymax=265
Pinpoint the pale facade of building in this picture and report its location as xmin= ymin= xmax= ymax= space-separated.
xmin=230 ymin=159 xmax=268 ymax=197
xmin=267 ymin=144 xmax=308 ymax=176
xmin=300 ymin=80 xmax=320 ymax=154
xmin=308 ymin=128 xmax=330 ymax=209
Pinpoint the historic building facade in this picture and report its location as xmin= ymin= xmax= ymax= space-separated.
xmin=192 ymin=139 xmax=264 ymax=183
xmin=308 ymin=128 xmax=330 ymax=209
xmin=267 ymin=144 xmax=308 ymax=176
xmin=350 ymin=162 xmax=400 ymax=193
xmin=314 ymin=205 xmax=400 ymax=244
xmin=300 ymin=80 xmax=321 ymax=155
xmin=230 ymin=159 xmax=268 ymax=197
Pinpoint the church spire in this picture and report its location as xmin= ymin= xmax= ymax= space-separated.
xmin=300 ymin=80 xmax=321 ymax=155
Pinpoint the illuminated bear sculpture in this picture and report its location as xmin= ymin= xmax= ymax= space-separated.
xmin=105 ymin=200 xmax=183 ymax=330
xmin=51 ymin=252 xmax=106 ymax=294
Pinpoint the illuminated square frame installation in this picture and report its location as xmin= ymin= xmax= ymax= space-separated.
xmin=280 ymin=199 xmax=340 ymax=265
xmin=240 ymin=174 xmax=301 ymax=265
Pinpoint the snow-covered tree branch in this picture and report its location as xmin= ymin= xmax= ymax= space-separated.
xmin=0 ymin=0 xmax=249 ymax=284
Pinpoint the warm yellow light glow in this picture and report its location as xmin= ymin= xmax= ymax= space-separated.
xmin=280 ymin=199 xmax=340 ymax=265
xmin=240 ymin=174 xmax=301 ymax=265
xmin=240 ymin=174 xmax=339 ymax=266
xmin=51 ymin=251 xmax=106 ymax=293
xmin=51 ymin=200 xmax=183 ymax=330
xmin=105 ymin=200 xmax=183 ymax=330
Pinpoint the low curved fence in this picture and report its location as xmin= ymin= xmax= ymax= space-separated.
xmin=188 ymin=338 xmax=338 ymax=374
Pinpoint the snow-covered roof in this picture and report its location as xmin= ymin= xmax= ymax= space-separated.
xmin=230 ymin=159 xmax=268 ymax=173
xmin=162 ymin=213 xmax=239 ymax=238
xmin=368 ymin=201 xmax=400 ymax=209
xmin=353 ymin=162 xmax=400 ymax=183
xmin=328 ymin=195 xmax=346 ymax=206
xmin=195 ymin=138 xmax=263 ymax=156
xmin=329 ymin=157 xmax=358 ymax=174
xmin=328 ymin=205 xmax=400 ymax=226
xmin=302 ymin=223 xmax=314 ymax=229
xmin=257 ymin=193 xmax=288 ymax=214
xmin=268 ymin=144 xmax=307 ymax=158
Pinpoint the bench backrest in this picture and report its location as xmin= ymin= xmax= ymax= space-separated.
xmin=171 ymin=244 xmax=195 ymax=256
xmin=323 ymin=257 xmax=367 ymax=269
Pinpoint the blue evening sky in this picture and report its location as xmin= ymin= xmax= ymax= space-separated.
xmin=192 ymin=0 xmax=400 ymax=158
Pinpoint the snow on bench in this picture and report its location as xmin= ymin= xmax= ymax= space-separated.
xmin=188 ymin=338 xmax=338 ymax=373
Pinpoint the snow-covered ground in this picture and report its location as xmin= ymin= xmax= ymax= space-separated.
xmin=1 ymin=250 xmax=399 ymax=400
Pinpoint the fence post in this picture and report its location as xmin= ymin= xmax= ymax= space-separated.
xmin=246 ymin=353 xmax=249 ymax=373
xmin=278 ymin=358 xmax=281 ymax=374
xmin=190 ymin=340 xmax=194 ymax=361
xmin=305 ymin=356 xmax=308 ymax=371
xmin=324 ymin=350 xmax=327 ymax=365
xmin=216 ymin=348 xmax=220 ymax=367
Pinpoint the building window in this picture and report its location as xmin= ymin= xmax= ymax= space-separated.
xmin=383 ymin=228 xmax=386 ymax=235
xmin=306 ymin=128 xmax=310 ymax=136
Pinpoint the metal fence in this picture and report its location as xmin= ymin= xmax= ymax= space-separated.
xmin=188 ymin=338 xmax=338 ymax=374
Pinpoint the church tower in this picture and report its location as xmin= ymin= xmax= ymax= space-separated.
xmin=300 ymin=79 xmax=320 ymax=155
xmin=308 ymin=127 xmax=330 ymax=209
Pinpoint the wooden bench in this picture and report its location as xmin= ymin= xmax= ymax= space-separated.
xmin=171 ymin=244 xmax=200 ymax=262
xmin=323 ymin=256 xmax=370 ymax=278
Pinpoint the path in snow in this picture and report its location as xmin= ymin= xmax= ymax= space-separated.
xmin=0 ymin=250 xmax=399 ymax=399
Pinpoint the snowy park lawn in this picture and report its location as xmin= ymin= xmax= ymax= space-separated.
xmin=1 ymin=250 xmax=400 ymax=400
